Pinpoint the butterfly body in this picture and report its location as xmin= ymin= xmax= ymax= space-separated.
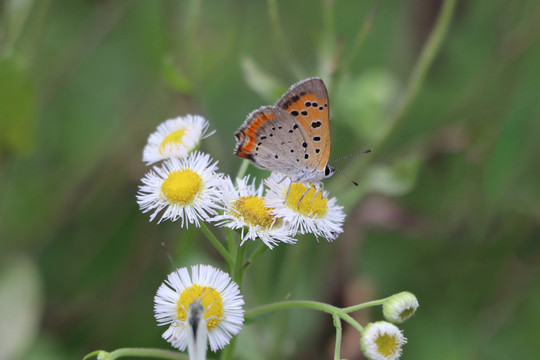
xmin=235 ymin=77 xmax=335 ymax=183
xmin=186 ymin=300 xmax=208 ymax=360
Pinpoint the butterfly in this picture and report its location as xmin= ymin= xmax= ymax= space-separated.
xmin=185 ymin=300 xmax=208 ymax=360
xmin=234 ymin=77 xmax=336 ymax=184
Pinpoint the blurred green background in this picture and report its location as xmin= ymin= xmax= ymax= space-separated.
xmin=1 ymin=0 xmax=540 ymax=359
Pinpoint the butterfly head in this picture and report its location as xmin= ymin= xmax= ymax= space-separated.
xmin=324 ymin=164 xmax=336 ymax=179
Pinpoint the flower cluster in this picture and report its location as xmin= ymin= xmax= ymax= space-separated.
xmin=359 ymin=292 xmax=419 ymax=360
xmin=137 ymin=115 xmax=346 ymax=247
xmin=136 ymin=115 xmax=418 ymax=360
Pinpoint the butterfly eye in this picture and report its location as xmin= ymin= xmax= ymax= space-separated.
xmin=324 ymin=165 xmax=335 ymax=178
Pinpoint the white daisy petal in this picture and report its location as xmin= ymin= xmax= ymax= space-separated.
xmin=210 ymin=176 xmax=296 ymax=249
xmin=154 ymin=265 xmax=245 ymax=353
xmin=137 ymin=151 xmax=222 ymax=227
xmin=360 ymin=321 xmax=407 ymax=360
xmin=264 ymin=173 xmax=346 ymax=241
xmin=143 ymin=115 xmax=214 ymax=164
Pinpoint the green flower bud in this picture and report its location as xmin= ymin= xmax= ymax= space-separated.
xmin=383 ymin=291 xmax=419 ymax=324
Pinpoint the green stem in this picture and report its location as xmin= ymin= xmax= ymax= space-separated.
xmin=200 ymin=222 xmax=234 ymax=266
xmin=344 ymin=4 xmax=377 ymax=71
xmin=319 ymin=0 xmax=336 ymax=82
xmin=373 ymin=0 xmax=456 ymax=155
xmin=220 ymin=336 xmax=237 ymax=360
xmin=333 ymin=3 xmax=378 ymax=90
xmin=341 ymin=298 xmax=387 ymax=313
xmin=239 ymin=243 xmax=268 ymax=277
xmin=233 ymin=242 xmax=246 ymax=286
xmin=226 ymin=228 xmax=236 ymax=257
xmin=333 ymin=315 xmax=343 ymax=360
xmin=338 ymin=311 xmax=365 ymax=333
xmin=246 ymin=300 xmax=364 ymax=333
xmin=235 ymin=159 xmax=250 ymax=180
xmin=86 ymin=348 xmax=187 ymax=360
xmin=266 ymin=0 xmax=303 ymax=78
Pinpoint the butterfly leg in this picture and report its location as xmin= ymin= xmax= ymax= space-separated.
xmin=309 ymin=183 xmax=322 ymax=205
xmin=277 ymin=174 xmax=289 ymax=185
xmin=296 ymin=185 xmax=312 ymax=209
xmin=285 ymin=179 xmax=293 ymax=203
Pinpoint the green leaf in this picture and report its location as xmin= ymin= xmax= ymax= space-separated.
xmin=83 ymin=350 xmax=107 ymax=360
xmin=161 ymin=56 xmax=194 ymax=95
xmin=3 ymin=0 xmax=35 ymax=49
xmin=0 ymin=256 xmax=43 ymax=360
xmin=364 ymin=156 xmax=421 ymax=196
xmin=335 ymin=69 xmax=400 ymax=143
xmin=0 ymin=54 xmax=37 ymax=156
xmin=241 ymin=57 xmax=284 ymax=102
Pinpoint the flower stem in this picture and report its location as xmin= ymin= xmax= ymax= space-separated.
xmin=233 ymin=242 xmax=246 ymax=286
xmin=200 ymin=222 xmax=234 ymax=266
xmin=246 ymin=300 xmax=364 ymax=333
xmin=266 ymin=0 xmax=303 ymax=78
xmin=235 ymin=159 xmax=250 ymax=180
xmin=333 ymin=3 xmax=378 ymax=90
xmin=373 ymin=0 xmax=456 ymax=156
xmin=238 ymin=243 xmax=268 ymax=277
xmin=333 ymin=315 xmax=343 ymax=360
xmin=86 ymin=348 xmax=187 ymax=360
xmin=226 ymin=228 xmax=236 ymax=253
xmin=341 ymin=298 xmax=387 ymax=313
xmin=220 ymin=336 xmax=237 ymax=360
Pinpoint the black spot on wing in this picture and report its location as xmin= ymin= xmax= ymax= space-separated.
xmin=280 ymin=92 xmax=305 ymax=109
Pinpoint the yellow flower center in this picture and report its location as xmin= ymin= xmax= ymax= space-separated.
xmin=233 ymin=195 xmax=275 ymax=228
xmin=161 ymin=169 xmax=202 ymax=205
xmin=375 ymin=333 xmax=399 ymax=357
xmin=176 ymin=284 xmax=224 ymax=330
xmin=400 ymin=307 xmax=414 ymax=320
xmin=285 ymin=183 xmax=328 ymax=217
xmin=159 ymin=129 xmax=188 ymax=154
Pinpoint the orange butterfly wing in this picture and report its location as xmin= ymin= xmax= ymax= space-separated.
xmin=276 ymin=78 xmax=330 ymax=174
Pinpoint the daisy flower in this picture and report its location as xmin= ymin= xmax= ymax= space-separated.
xmin=360 ymin=321 xmax=407 ymax=360
xmin=383 ymin=292 xmax=419 ymax=324
xmin=154 ymin=264 xmax=244 ymax=354
xmin=137 ymin=151 xmax=221 ymax=227
xmin=143 ymin=115 xmax=214 ymax=164
xmin=264 ymin=173 xmax=345 ymax=241
xmin=211 ymin=176 xmax=295 ymax=249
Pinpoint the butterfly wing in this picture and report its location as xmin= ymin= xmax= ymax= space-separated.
xmin=235 ymin=106 xmax=314 ymax=180
xmin=276 ymin=77 xmax=331 ymax=178
xmin=186 ymin=301 xmax=208 ymax=360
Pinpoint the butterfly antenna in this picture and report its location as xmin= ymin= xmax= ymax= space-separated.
xmin=161 ymin=242 xmax=178 ymax=270
xmin=330 ymin=149 xmax=372 ymax=164
xmin=331 ymin=166 xmax=359 ymax=187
